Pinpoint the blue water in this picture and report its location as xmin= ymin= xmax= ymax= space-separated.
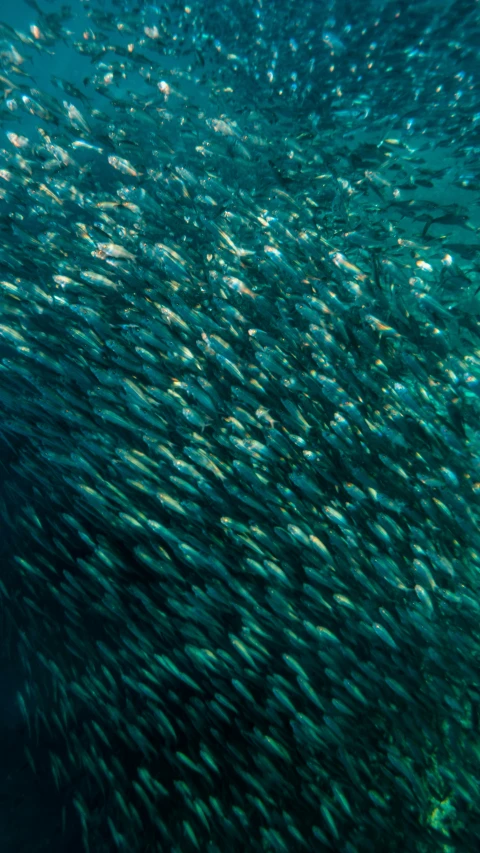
xmin=1 ymin=0 xmax=480 ymax=850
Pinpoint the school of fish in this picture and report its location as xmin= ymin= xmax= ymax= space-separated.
xmin=1 ymin=0 xmax=480 ymax=850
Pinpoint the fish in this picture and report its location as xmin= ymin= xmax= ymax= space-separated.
xmin=0 ymin=0 xmax=479 ymax=851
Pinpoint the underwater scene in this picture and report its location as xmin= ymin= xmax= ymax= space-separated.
xmin=0 ymin=0 xmax=480 ymax=850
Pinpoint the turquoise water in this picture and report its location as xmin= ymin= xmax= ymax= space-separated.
xmin=0 ymin=0 xmax=479 ymax=850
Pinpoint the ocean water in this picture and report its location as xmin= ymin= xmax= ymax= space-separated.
xmin=1 ymin=0 xmax=480 ymax=851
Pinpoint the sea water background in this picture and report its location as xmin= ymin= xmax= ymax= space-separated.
xmin=0 ymin=0 xmax=478 ymax=850
xmin=0 ymin=0 xmax=189 ymax=846
xmin=0 ymin=4 xmax=92 ymax=849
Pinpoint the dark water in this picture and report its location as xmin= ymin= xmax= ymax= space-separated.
xmin=0 ymin=658 xmax=83 ymax=852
